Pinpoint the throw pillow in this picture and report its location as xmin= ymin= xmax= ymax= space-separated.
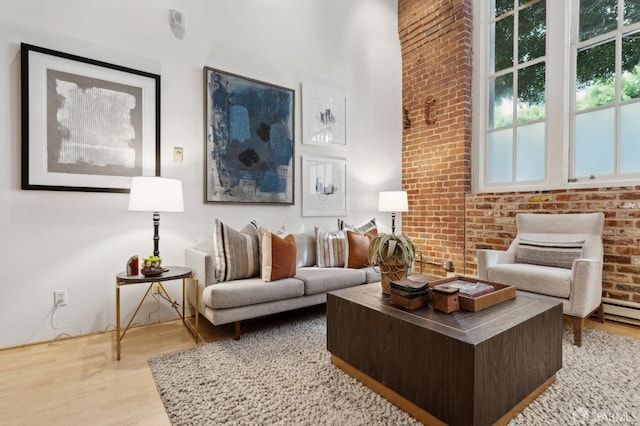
xmin=516 ymin=238 xmax=585 ymax=269
xmin=315 ymin=227 xmax=346 ymax=268
xmin=338 ymin=218 xmax=378 ymax=235
xmin=212 ymin=219 xmax=260 ymax=282
xmin=345 ymin=229 xmax=376 ymax=269
xmin=260 ymin=228 xmax=297 ymax=281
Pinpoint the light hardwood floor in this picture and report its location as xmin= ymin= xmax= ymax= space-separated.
xmin=0 ymin=308 xmax=638 ymax=426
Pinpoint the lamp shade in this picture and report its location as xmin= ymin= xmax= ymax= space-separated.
xmin=378 ymin=191 xmax=408 ymax=212
xmin=128 ymin=177 xmax=184 ymax=212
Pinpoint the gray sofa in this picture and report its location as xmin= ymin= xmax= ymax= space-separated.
xmin=185 ymin=230 xmax=380 ymax=339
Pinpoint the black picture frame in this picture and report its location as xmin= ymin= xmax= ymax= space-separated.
xmin=203 ymin=67 xmax=295 ymax=204
xmin=21 ymin=43 xmax=160 ymax=193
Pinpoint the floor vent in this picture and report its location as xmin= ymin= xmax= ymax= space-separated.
xmin=602 ymin=297 xmax=640 ymax=326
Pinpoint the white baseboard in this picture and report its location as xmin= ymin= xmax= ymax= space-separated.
xmin=603 ymin=297 xmax=640 ymax=326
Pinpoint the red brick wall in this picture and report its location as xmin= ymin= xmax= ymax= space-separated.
xmin=398 ymin=1 xmax=640 ymax=304
xmin=398 ymin=0 xmax=472 ymax=277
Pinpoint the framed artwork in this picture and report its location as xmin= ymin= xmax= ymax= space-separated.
xmin=21 ymin=43 xmax=160 ymax=193
xmin=302 ymin=155 xmax=346 ymax=216
xmin=204 ymin=67 xmax=294 ymax=204
xmin=302 ymin=83 xmax=346 ymax=146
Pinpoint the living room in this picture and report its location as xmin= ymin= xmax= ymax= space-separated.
xmin=2 ymin=0 xmax=640 ymax=425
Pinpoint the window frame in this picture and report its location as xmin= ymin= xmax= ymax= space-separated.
xmin=472 ymin=0 xmax=640 ymax=193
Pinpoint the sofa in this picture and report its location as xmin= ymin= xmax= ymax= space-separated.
xmin=477 ymin=212 xmax=605 ymax=346
xmin=185 ymin=219 xmax=380 ymax=339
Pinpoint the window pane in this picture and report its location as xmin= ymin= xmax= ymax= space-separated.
xmin=624 ymin=0 xmax=640 ymax=26
xmin=490 ymin=73 xmax=514 ymax=128
xmin=494 ymin=0 xmax=513 ymax=18
xmin=579 ymin=0 xmax=618 ymax=41
xmin=518 ymin=62 xmax=546 ymax=123
xmin=494 ymin=15 xmax=514 ymax=72
xmin=517 ymin=122 xmax=545 ymax=181
xmin=622 ymin=32 xmax=640 ymax=100
xmin=575 ymin=109 xmax=615 ymax=177
xmin=576 ymin=41 xmax=616 ymax=111
xmin=488 ymin=129 xmax=513 ymax=183
xmin=519 ymin=0 xmax=546 ymax=63
xmin=620 ymin=102 xmax=640 ymax=173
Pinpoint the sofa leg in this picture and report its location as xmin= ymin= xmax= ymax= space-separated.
xmin=596 ymin=302 xmax=606 ymax=323
xmin=234 ymin=321 xmax=241 ymax=340
xmin=572 ymin=316 xmax=584 ymax=347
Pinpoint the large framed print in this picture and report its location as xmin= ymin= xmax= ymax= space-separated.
xmin=21 ymin=43 xmax=160 ymax=193
xmin=302 ymin=155 xmax=346 ymax=216
xmin=302 ymin=83 xmax=346 ymax=146
xmin=204 ymin=67 xmax=294 ymax=204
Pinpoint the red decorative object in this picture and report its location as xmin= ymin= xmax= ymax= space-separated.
xmin=126 ymin=255 xmax=139 ymax=276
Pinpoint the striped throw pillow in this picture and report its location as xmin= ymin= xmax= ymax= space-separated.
xmin=516 ymin=238 xmax=584 ymax=269
xmin=213 ymin=220 xmax=260 ymax=281
xmin=315 ymin=227 xmax=346 ymax=268
xmin=338 ymin=218 xmax=377 ymax=235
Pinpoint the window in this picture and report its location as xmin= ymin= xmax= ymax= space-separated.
xmin=573 ymin=0 xmax=640 ymax=180
xmin=472 ymin=0 xmax=640 ymax=192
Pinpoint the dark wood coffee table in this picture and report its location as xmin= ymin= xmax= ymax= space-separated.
xmin=327 ymin=282 xmax=563 ymax=426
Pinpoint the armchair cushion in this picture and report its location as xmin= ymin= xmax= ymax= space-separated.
xmin=488 ymin=263 xmax=572 ymax=299
xmin=516 ymin=238 xmax=584 ymax=269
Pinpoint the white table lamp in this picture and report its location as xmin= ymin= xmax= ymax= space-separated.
xmin=128 ymin=176 xmax=184 ymax=257
xmin=378 ymin=191 xmax=408 ymax=235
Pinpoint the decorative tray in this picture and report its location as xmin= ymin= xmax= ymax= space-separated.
xmin=430 ymin=275 xmax=516 ymax=312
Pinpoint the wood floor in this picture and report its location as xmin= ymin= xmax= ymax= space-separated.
xmin=0 ymin=308 xmax=638 ymax=426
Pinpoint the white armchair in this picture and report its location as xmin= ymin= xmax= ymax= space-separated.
xmin=477 ymin=212 xmax=605 ymax=346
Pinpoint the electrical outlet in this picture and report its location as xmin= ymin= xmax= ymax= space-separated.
xmin=54 ymin=290 xmax=67 ymax=306
xmin=441 ymin=260 xmax=453 ymax=272
xmin=152 ymin=282 xmax=162 ymax=294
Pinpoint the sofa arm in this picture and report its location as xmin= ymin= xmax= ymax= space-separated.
xmin=185 ymin=247 xmax=216 ymax=314
xmin=476 ymin=249 xmax=515 ymax=280
xmin=569 ymin=259 xmax=603 ymax=318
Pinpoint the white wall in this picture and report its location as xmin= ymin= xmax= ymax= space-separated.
xmin=0 ymin=0 xmax=402 ymax=348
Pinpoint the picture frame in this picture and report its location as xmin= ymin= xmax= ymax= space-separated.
xmin=21 ymin=43 xmax=160 ymax=193
xmin=302 ymin=83 xmax=346 ymax=147
xmin=204 ymin=67 xmax=295 ymax=204
xmin=302 ymin=155 xmax=347 ymax=216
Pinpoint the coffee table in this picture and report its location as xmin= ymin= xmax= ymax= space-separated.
xmin=326 ymin=282 xmax=563 ymax=426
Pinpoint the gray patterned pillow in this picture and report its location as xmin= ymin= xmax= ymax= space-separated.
xmin=516 ymin=238 xmax=584 ymax=269
xmin=213 ymin=220 xmax=260 ymax=281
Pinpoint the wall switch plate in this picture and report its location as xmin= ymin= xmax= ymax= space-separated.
xmin=152 ymin=282 xmax=162 ymax=294
xmin=173 ymin=147 xmax=183 ymax=162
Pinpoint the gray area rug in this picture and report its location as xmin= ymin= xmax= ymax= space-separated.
xmin=149 ymin=313 xmax=640 ymax=425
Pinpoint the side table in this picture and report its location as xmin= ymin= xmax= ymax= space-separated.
xmin=115 ymin=266 xmax=199 ymax=360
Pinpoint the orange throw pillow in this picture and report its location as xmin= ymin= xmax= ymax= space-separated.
xmin=346 ymin=230 xmax=376 ymax=268
xmin=260 ymin=228 xmax=297 ymax=281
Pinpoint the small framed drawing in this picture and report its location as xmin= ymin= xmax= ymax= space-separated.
xmin=204 ymin=67 xmax=295 ymax=204
xmin=21 ymin=43 xmax=160 ymax=193
xmin=302 ymin=155 xmax=347 ymax=216
xmin=302 ymin=83 xmax=346 ymax=146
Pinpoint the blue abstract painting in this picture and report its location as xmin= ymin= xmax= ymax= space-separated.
xmin=204 ymin=68 xmax=294 ymax=204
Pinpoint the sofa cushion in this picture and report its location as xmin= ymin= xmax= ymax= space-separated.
xmin=295 ymin=267 xmax=366 ymax=295
xmin=260 ymin=229 xmax=297 ymax=281
xmin=516 ymin=238 xmax=584 ymax=269
xmin=345 ymin=230 xmax=376 ymax=268
xmin=202 ymin=277 xmax=305 ymax=309
xmin=293 ymin=231 xmax=317 ymax=267
xmin=488 ymin=263 xmax=572 ymax=298
xmin=213 ymin=220 xmax=260 ymax=282
xmin=361 ymin=266 xmax=381 ymax=283
xmin=315 ymin=227 xmax=346 ymax=267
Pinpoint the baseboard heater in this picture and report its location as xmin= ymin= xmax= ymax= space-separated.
xmin=602 ymin=297 xmax=640 ymax=326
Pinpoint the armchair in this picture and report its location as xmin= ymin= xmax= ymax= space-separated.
xmin=477 ymin=212 xmax=605 ymax=346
